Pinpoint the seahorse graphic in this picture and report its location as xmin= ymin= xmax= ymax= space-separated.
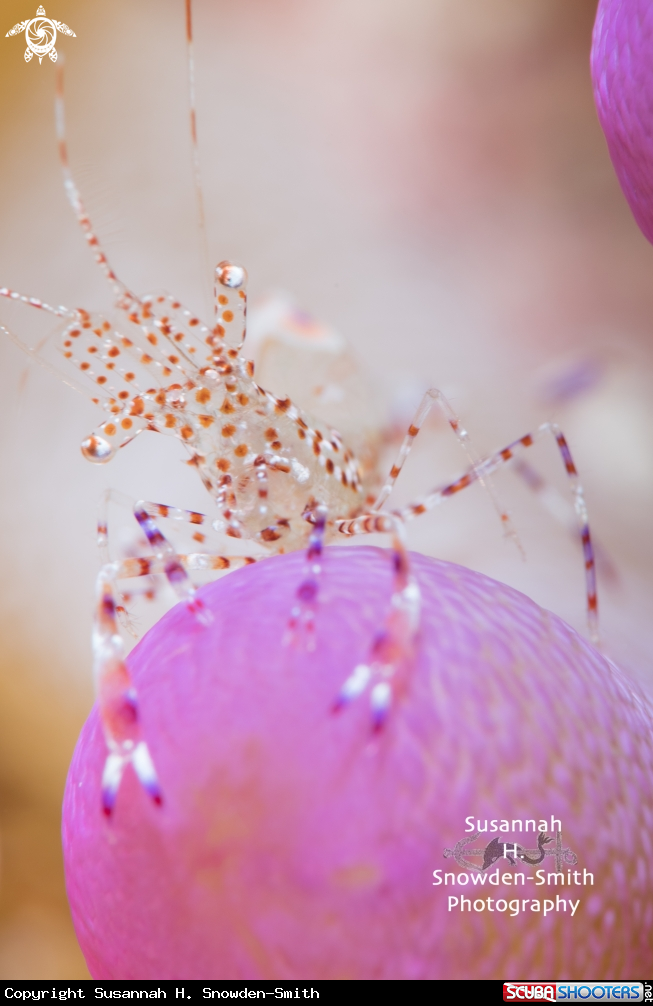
xmin=481 ymin=832 xmax=553 ymax=870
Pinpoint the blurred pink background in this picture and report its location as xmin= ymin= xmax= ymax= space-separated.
xmin=0 ymin=0 xmax=652 ymax=978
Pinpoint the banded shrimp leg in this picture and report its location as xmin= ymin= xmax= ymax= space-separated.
xmin=372 ymin=388 xmax=522 ymax=551
xmin=97 ymin=491 xmax=267 ymax=629
xmin=94 ymin=568 xmax=162 ymax=816
xmin=331 ymin=515 xmax=420 ymax=731
xmin=285 ymin=388 xmax=522 ymax=654
xmin=99 ymin=491 xmax=273 ymax=610
xmin=343 ymin=422 xmax=598 ymax=635
xmin=510 ymin=459 xmax=619 ymax=587
xmin=293 ymin=388 xmax=521 ymax=717
xmin=95 ymin=493 xmax=275 ymax=813
xmin=97 ymin=548 xmax=258 ymax=817
xmin=333 ymin=422 xmax=598 ymax=723
xmin=285 ymin=504 xmax=329 ymax=650
xmin=95 ymin=494 xmax=209 ymax=815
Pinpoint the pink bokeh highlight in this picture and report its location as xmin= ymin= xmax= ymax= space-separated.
xmin=63 ymin=549 xmax=653 ymax=979
xmin=592 ymin=0 xmax=653 ymax=243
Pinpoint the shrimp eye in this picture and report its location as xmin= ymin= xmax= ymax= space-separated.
xmin=80 ymin=434 xmax=115 ymax=463
xmin=216 ymin=261 xmax=247 ymax=289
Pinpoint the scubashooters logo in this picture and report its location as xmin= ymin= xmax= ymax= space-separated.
xmin=5 ymin=6 xmax=75 ymax=63
xmin=503 ymin=983 xmax=645 ymax=1001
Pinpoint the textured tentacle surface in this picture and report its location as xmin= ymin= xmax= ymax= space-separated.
xmin=64 ymin=549 xmax=653 ymax=979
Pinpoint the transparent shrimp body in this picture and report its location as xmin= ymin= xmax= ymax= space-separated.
xmin=72 ymin=265 xmax=368 ymax=553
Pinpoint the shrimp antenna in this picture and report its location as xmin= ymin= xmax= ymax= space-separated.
xmin=0 ymin=319 xmax=98 ymax=403
xmin=185 ymin=0 xmax=213 ymax=314
xmin=55 ymin=58 xmax=134 ymax=304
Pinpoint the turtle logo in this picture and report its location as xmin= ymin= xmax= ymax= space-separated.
xmin=5 ymin=6 xmax=76 ymax=64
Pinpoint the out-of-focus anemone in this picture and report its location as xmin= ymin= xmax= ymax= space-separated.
xmin=592 ymin=0 xmax=653 ymax=243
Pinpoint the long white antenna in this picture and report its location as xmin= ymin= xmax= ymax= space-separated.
xmin=186 ymin=0 xmax=212 ymax=314
xmin=55 ymin=57 xmax=134 ymax=304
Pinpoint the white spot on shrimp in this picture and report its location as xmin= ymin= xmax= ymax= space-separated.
xmin=291 ymin=459 xmax=310 ymax=484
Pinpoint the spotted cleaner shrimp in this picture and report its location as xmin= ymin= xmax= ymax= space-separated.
xmin=0 ymin=2 xmax=598 ymax=817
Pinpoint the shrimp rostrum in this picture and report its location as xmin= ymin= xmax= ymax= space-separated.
xmin=0 ymin=61 xmax=598 ymax=818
